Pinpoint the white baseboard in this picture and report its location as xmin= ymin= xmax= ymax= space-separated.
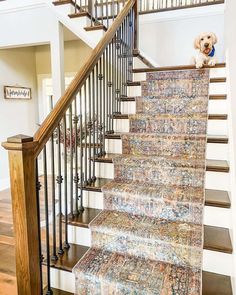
xmin=0 ymin=178 xmax=10 ymax=191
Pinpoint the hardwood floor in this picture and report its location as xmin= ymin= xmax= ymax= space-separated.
xmin=0 ymin=189 xmax=17 ymax=295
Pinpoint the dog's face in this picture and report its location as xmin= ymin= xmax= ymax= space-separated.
xmin=194 ymin=32 xmax=217 ymax=55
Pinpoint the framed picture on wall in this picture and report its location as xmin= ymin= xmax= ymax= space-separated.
xmin=4 ymin=86 xmax=31 ymax=100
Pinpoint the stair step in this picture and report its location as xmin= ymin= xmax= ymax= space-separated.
xmin=83 ymin=178 xmax=230 ymax=209
xmin=205 ymin=189 xmax=231 ymax=208
xmin=132 ymin=63 xmax=226 ymax=73
xmin=127 ymin=77 xmax=226 ymax=86
xmin=210 ymin=77 xmax=227 ymax=83
xmin=68 ymin=12 xmax=90 ymax=18
xmin=202 ymin=271 xmax=232 ymax=295
xmin=48 ymin=243 xmax=232 ymax=294
xmin=206 ymin=159 xmax=229 ymax=173
xmin=84 ymin=24 xmax=107 ymax=31
xmin=105 ymin=133 xmax=229 ymax=144
xmin=204 ymin=225 xmax=233 ymax=254
xmin=46 ymin=288 xmax=73 ymax=295
xmin=112 ymin=113 xmax=228 ymax=120
xmin=120 ymin=95 xmax=227 ymax=101
xmin=93 ymin=153 xmax=229 ymax=173
xmin=68 ymin=207 xmax=102 ymax=228
xmin=53 ymin=0 xmax=74 ymax=5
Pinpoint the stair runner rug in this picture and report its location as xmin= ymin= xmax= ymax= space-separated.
xmin=73 ymin=69 xmax=209 ymax=294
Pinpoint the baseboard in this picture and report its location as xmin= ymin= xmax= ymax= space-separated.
xmin=0 ymin=178 xmax=10 ymax=191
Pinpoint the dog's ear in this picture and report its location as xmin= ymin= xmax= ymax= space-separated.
xmin=210 ymin=32 xmax=218 ymax=45
xmin=194 ymin=36 xmax=200 ymax=49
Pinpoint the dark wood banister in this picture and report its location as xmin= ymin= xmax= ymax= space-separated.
xmin=33 ymin=0 xmax=137 ymax=157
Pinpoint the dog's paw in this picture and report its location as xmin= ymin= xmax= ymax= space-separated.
xmin=196 ymin=62 xmax=204 ymax=69
xmin=208 ymin=59 xmax=217 ymax=67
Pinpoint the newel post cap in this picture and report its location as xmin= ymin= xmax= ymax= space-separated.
xmin=2 ymin=134 xmax=37 ymax=152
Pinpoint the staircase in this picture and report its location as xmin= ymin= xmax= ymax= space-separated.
xmin=1 ymin=0 xmax=233 ymax=294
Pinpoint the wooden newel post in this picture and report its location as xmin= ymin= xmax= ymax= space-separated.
xmin=2 ymin=135 xmax=42 ymax=295
xmin=133 ymin=0 xmax=139 ymax=51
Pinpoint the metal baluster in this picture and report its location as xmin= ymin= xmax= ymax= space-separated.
xmin=88 ymin=75 xmax=92 ymax=182
xmin=84 ymin=81 xmax=88 ymax=184
xmin=115 ymin=31 xmax=120 ymax=114
xmin=112 ymin=38 xmax=116 ymax=117
xmin=35 ymin=159 xmax=43 ymax=295
xmin=63 ymin=115 xmax=70 ymax=249
xmin=69 ymin=105 xmax=74 ymax=217
xmin=102 ymin=52 xmax=106 ymax=152
xmin=92 ymin=69 xmax=96 ymax=182
xmin=56 ymin=125 xmax=64 ymax=255
xmin=79 ymin=89 xmax=84 ymax=212
xmin=51 ymin=132 xmax=58 ymax=261
xmin=95 ymin=0 xmax=98 ymax=26
xmin=105 ymin=47 xmax=109 ymax=133
xmin=96 ymin=63 xmax=100 ymax=155
xmin=108 ymin=43 xmax=113 ymax=133
xmin=112 ymin=0 xmax=115 ymax=20
xmin=73 ymin=98 xmax=79 ymax=215
xmin=43 ymin=146 xmax=53 ymax=295
xmin=100 ymin=0 xmax=104 ymax=26
xmin=106 ymin=0 xmax=109 ymax=28
xmin=98 ymin=57 xmax=103 ymax=156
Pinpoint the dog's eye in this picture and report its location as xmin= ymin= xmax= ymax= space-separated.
xmin=208 ymin=36 xmax=211 ymax=39
xmin=201 ymin=38 xmax=204 ymax=41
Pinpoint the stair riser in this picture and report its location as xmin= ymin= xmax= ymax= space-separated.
xmin=91 ymin=230 xmax=202 ymax=268
xmin=128 ymin=82 xmax=227 ymax=97
xmin=129 ymin=117 xmax=208 ymax=135
xmin=70 ymin=15 xmax=91 ymax=27
xmin=114 ymin=163 xmax=204 ymax=187
xmin=121 ymin=134 xmax=207 ymax=158
xmin=104 ymin=192 xmax=204 ymax=224
xmin=54 ymin=3 xmax=75 ymax=15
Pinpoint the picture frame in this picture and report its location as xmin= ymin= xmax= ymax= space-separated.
xmin=4 ymin=86 xmax=32 ymax=100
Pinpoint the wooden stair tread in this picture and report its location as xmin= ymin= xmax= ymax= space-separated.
xmin=206 ymin=159 xmax=229 ymax=172
xmin=93 ymin=153 xmax=229 ymax=173
xmin=202 ymin=271 xmax=232 ymax=295
xmin=84 ymin=24 xmax=107 ymax=31
xmin=205 ymin=189 xmax=230 ymax=208
xmin=83 ymin=178 xmax=230 ymax=209
xmin=53 ymin=0 xmax=74 ymax=5
xmin=204 ymin=225 xmax=233 ymax=254
xmin=69 ymin=12 xmax=90 ymax=18
xmin=68 ymin=207 xmax=102 ymax=228
xmin=49 ymin=243 xmax=89 ymax=272
xmin=44 ymin=288 xmax=73 ymax=295
xmin=127 ymin=78 xmax=226 ymax=86
xmin=112 ymin=113 xmax=228 ymax=120
xmin=105 ymin=133 xmax=229 ymax=144
xmin=132 ymin=63 xmax=226 ymax=72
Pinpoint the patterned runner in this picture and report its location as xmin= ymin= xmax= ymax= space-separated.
xmin=73 ymin=69 xmax=209 ymax=294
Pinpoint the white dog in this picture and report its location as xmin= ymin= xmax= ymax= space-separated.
xmin=193 ymin=32 xmax=218 ymax=69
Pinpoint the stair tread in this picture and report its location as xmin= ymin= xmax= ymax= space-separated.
xmin=68 ymin=207 xmax=102 ymax=228
xmin=105 ymin=133 xmax=229 ymax=144
xmin=112 ymin=113 xmax=228 ymax=120
xmin=46 ymin=288 xmax=73 ymax=295
xmin=84 ymin=24 xmax=107 ymax=31
xmin=93 ymin=153 xmax=230 ymax=172
xmin=83 ymin=178 xmax=230 ymax=208
xmin=132 ymin=63 xmax=226 ymax=73
xmin=120 ymin=95 xmax=227 ymax=101
xmin=127 ymin=77 xmax=226 ymax=86
xmin=89 ymin=210 xmax=232 ymax=253
xmin=202 ymin=271 xmax=232 ymax=295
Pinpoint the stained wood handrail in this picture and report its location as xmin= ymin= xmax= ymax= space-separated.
xmin=33 ymin=0 xmax=137 ymax=157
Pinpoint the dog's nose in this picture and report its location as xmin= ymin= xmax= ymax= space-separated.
xmin=204 ymin=43 xmax=209 ymax=48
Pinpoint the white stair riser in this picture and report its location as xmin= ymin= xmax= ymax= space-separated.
xmin=54 ymin=3 xmax=75 ymax=15
xmin=128 ymin=82 xmax=227 ymax=97
xmin=51 ymin=268 xmax=75 ymax=293
xmin=133 ymin=68 xmax=226 ymax=82
xmin=70 ymin=16 xmax=91 ymax=28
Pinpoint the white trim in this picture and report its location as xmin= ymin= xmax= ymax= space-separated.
xmin=139 ymin=4 xmax=225 ymax=24
xmin=0 ymin=1 xmax=46 ymax=15
xmin=0 ymin=178 xmax=10 ymax=191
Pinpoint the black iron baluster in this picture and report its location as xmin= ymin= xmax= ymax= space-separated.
xmin=73 ymin=98 xmax=79 ymax=215
xmin=101 ymin=0 xmax=104 ymax=26
xmin=98 ymin=57 xmax=104 ymax=156
xmin=69 ymin=105 xmax=74 ymax=217
xmin=102 ymin=52 xmax=106 ymax=153
xmin=105 ymin=47 xmax=109 ymax=134
xmin=92 ymin=69 xmax=96 ymax=182
xmin=51 ymin=132 xmax=58 ymax=262
xmin=43 ymin=146 xmax=53 ymax=295
xmin=88 ymin=75 xmax=92 ymax=183
xmin=35 ymin=159 xmax=43 ymax=295
xmin=108 ymin=42 xmax=113 ymax=133
xmin=63 ymin=115 xmax=70 ymax=249
xmin=106 ymin=0 xmax=109 ymax=28
xmin=84 ymin=81 xmax=88 ymax=184
xmin=79 ymin=89 xmax=84 ymax=212
xmin=56 ymin=125 xmax=64 ymax=255
xmin=96 ymin=63 xmax=100 ymax=156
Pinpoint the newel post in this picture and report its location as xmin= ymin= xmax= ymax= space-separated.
xmin=2 ymin=135 xmax=42 ymax=295
xmin=133 ymin=0 xmax=139 ymax=51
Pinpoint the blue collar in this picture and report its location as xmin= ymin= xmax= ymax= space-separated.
xmin=208 ymin=46 xmax=215 ymax=57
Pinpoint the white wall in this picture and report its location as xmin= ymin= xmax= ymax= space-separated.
xmin=139 ymin=5 xmax=225 ymax=66
xmin=0 ymin=47 xmax=38 ymax=189
xmin=225 ymin=0 xmax=236 ymax=293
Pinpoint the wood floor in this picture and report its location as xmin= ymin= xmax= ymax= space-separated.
xmin=0 ymin=189 xmax=17 ymax=295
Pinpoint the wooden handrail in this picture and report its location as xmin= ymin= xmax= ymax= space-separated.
xmin=33 ymin=0 xmax=137 ymax=157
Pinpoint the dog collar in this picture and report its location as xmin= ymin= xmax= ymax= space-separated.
xmin=208 ymin=46 xmax=215 ymax=57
